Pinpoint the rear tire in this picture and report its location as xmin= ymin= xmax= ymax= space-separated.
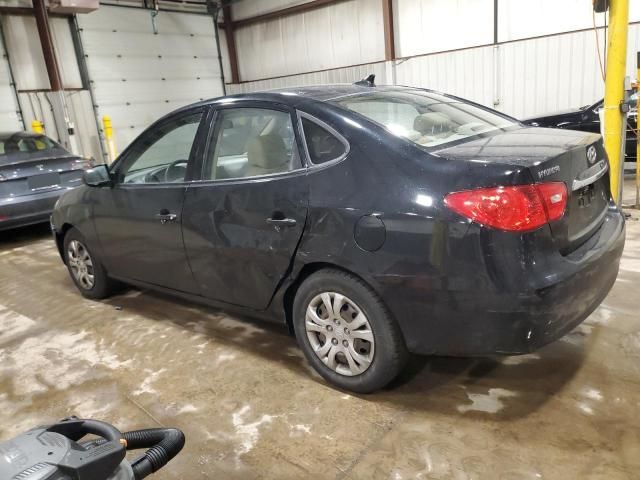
xmin=63 ymin=227 xmax=117 ymax=299
xmin=293 ymin=269 xmax=408 ymax=393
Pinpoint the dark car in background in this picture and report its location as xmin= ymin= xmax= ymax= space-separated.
xmin=51 ymin=85 xmax=625 ymax=393
xmin=0 ymin=132 xmax=91 ymax=231
xmin=523 ymin=98 xmax=637 ymax=171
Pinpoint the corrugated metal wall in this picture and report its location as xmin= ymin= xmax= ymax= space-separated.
xmin=227 ymin=0 xmax=640 ymax=119
xmin=394 ymin=0 xmax=494 ymax=56
xmin=233 ymin=0 xmax=384 ymax=82
xmin=77 ymin=6 xmax=224 ymax=152
xmin=228 ymin=61 xmax=389 ymax=94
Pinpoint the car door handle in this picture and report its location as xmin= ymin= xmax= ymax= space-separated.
xmin=266 ymin=217 xmax=297 ymax=227
xmin=155 ymin=212 xmax=178 ymax=224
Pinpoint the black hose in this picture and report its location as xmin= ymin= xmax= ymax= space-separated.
xmin=82 ymin=427 xmax=185 ymax=480
xmin=124 ymin=428 xmax=185 ymax=480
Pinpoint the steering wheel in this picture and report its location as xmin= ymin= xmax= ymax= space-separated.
xmin=164 ymin=159 xmax=189 ymax=183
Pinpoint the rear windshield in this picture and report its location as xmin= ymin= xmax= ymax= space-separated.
xmin=0 ymin=135 xmax=58 ymax=159
xmin=336 ymin=90 xmax=517 ymax=148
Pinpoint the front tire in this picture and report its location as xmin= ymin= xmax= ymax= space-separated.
xmin=63 ymin=228 xmax=116 ymax=299
xmin=293 ymin=269 xmax=408 ymax=393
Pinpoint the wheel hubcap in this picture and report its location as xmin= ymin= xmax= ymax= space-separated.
xmin=305 ymin=292 xmax=375 ymax=377
xmin=67 ymin=240 xmax=95 ymax=290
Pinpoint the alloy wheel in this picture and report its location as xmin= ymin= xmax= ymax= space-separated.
xmin=67 ymin=240 xmax=95 ymax=290
xmin=305 ymin=292 xmax=375 ymax=376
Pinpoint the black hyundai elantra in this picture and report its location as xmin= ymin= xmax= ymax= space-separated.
xmin=51 ymin=84 xmax=625 ymax=393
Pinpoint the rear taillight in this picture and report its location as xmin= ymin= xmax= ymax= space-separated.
xmin=444 ymin=182 xmax=567 ymax=232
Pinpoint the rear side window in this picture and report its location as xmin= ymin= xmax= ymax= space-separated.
xmin=301 ymin=118 xmax=346 ymax=164
xmin=0 ymin=135 xmax=57 ymax=162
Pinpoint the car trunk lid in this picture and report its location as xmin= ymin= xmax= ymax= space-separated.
xmin=0 ymin=152 xmax=87 ymax=197
xmin=434 ymin=127 xmax=610 ymax=253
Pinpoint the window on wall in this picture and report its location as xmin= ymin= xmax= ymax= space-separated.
xmin=203 ymin=108 xmax=301 ymax=181
xmin=301 ymin=118 xmax=347 ymax=164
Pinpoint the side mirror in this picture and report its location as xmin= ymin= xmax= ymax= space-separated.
xmin=83 ymin=164 xmax=112 ymax=187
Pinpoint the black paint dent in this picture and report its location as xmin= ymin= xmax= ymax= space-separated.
xmin=51 ymin=85 xmax=626 ymax=356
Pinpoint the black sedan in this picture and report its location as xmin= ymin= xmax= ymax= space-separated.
xmin=51 ymin=85 xmax=625 ymax=393
xmin=0 ymin=132 xmax=91 ymax=231
xmin=523 ymin=98 xmax=637 ymax=171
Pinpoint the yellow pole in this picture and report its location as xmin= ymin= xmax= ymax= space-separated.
xmin=603 ymin=0 xmax=629 ymax=204
xmin=31 ymin=120 xmax=44 ymax=134
xmin=102 ymin=115 xmax=117 ymax=163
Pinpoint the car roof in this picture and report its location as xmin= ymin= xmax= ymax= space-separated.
xmin=0 ymin=131 xmax=47 ymax=141
xmin=199 ymin=84 xmax=449 ymax=108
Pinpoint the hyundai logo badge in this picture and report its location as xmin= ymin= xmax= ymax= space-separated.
xmin=587 ymin=146 xmax=597 ymax=165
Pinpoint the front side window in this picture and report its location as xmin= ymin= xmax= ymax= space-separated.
xmin=120 ymin=111 xmax=203 ymax=184
xmin=336 ymin=91 xmax=517 ymax=148
xmin=204 ymin=108 xmax=300 ymax=180
xmin=301 ymin=117 xmax=347 ymax=164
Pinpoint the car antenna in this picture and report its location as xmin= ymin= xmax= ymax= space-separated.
xmin=354 ymin=74 xmax=375 ymax=87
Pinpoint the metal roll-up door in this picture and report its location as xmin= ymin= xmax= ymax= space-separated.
xmin=77 ymin=5 xmax=224 ymax=152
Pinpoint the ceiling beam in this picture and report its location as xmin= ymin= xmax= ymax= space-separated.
xmin=226 ymin=0 xmax=348 ymax=29
xmin=382 ymin=0 xmax=395 ymax=60
xmin=33 ymin=0 xmax=64 ymax=91
xmin=222 ymin=2 xmax=240 ymax=83
xmin=0 ymin=6 xmax=68 ymax=16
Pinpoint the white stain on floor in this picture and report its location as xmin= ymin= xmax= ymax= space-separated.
xmin=231 ymin=405 xmax=275 ymax=464
xmin=0 ymin=317 xmax=127 ymax=396
xmin=458 ymin=388 xmax=518 ymax=414
xmin=132 ymin=368 xmax=168 ymax=396
xmin=501 ymin=353 xmax=541 ymax=366
xmin=0 ymin=304 xmax=36 ymax=344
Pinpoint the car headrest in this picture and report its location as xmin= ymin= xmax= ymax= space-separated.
xmin=247 ymin=135 xmax=288 ymax=171
xmin=413 ymin=112 xmax=451 ymax=134
xmin=222 ymin=119 xmax=234 ymax=129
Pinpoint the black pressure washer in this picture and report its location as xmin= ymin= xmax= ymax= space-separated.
xmin=0 ymin=417 xmax=185 ymax=479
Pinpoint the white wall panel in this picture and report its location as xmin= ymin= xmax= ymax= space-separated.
xmin=227 ymin=61 xmax=388 ymax=94
xmin=0 ymin=34 xmax=21 ymax=132
xmin=498 ymin=0 xmax=640 ymax=42
xmin=235 ymin=0 xmax=384 ymax=81
xmin=231 ymin=0 xmax=310 ymax=20
xmin=394 ymin=0 xmax=494 ymax=57
xmin=78 ymin=6 xmax=223 ymax=151
xmin=499 ymin=23 xmax=640 ymax=118
xmin=394 ymin=45 xmax=496 ymax=108
xmin=17 ymin=90 xmax=101 ymax=160
xmin=1 ymin=15 xmax=81 ymax=91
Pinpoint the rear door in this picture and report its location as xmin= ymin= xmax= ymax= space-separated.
xmin=92 ymin=107 xmax=207 ymax=292
xmin=182 ymin=103 xmax=308 ymax=309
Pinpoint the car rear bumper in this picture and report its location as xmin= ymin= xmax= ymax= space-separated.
xmin=0 ymin=188 xmax=67 ymax=231
xmin=378 ymin=207 xmax=625 ymax=356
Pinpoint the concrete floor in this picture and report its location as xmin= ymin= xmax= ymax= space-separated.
xmin=1 ymin=183 xmax=639 ymax=479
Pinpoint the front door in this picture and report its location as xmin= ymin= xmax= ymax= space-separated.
xmin=93 ymin=108 xmax=207 ymax=292
xmin=182 ymin=105 xmax=308 ymax=309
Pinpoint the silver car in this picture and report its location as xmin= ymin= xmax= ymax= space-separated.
xmin=0 ymin=132 xmax=91 ymax=231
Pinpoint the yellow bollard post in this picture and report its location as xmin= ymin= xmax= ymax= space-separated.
xmin=603 ymin=0 xmax=629 ymax=204
xmin=31 ymin=120 xmax=44 ymax=134
xmin=102 ymin=115 xmax=117 ymax=163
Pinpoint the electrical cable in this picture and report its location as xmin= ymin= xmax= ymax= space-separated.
xmin=593 ymin=9 xmax=606 ymax=81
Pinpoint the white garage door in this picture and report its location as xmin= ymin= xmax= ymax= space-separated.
xmin=0 ymin=35 xmax=21 ymax=132
xmin=78 ymin=5 xmax=224 ymax=151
